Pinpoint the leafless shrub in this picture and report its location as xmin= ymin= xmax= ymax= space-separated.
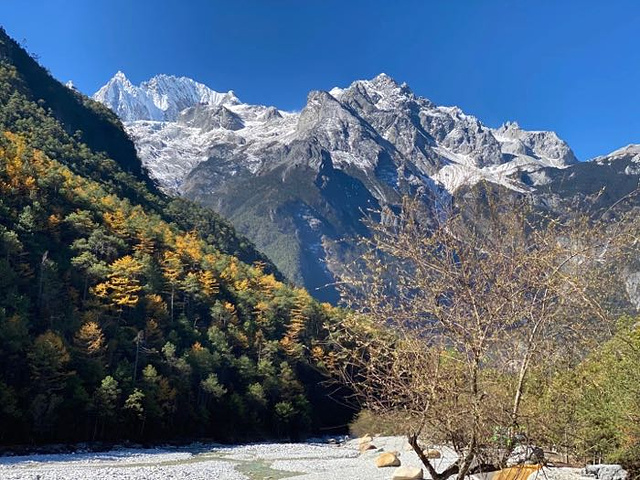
xmin=327 ymin=192 xmax=638 ymax=479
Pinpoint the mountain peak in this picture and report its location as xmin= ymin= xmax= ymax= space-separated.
xmin=113 ymin=70 xmax=128 ymax=80
xmin=499 ymin=120 xmax=521 ymax=131
xmin=370 ymin=72 xmax=399 ymax=87
xmin=108 ymin=71 xmax=135 ymax=88
xmin=324 ymin=73 xmax=416 ymax=113
xmin=494 ymin=121 xmax=578 ymax=166
xmin=354 ymin=72 xmax=405 ymax=95
xmin=94 ymin=73 xmax=241 ymax=122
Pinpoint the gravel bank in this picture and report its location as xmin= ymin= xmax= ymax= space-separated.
xmin=0 ymin=436 xmax=591 ymax=480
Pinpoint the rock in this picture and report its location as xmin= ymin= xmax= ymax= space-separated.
xmin=359 ymin=442 xmax=376 ymax=454
xmin=585 ymin=464 xmax=628 ymax=480
xmin=375 ymin=451 xmax=401 ymax=467
xmin=506 ymin=445 xmax=545 ymax=466
xmin=404 ymin=443 xmax=414 ymax=452
xmin=392 ymin=466 xmax=424 ymax=480
xmin=424 ymin=449 xmax=441 ymax=459
xmin=358 ymin=434 xmax=373 ymax=445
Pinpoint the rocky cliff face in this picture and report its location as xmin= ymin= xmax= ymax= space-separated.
xmin=93 ymin=72 xmax=638 ymax=303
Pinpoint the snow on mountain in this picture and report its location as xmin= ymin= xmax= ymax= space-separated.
xmin=94 ymin=71 xmax=580 ymax=196
xmin=93 ymin=72 xmax=239 ymax=122
xmin=589 ymin=144 xmax=640 ymax=177
xmin=493 ymin=121 xmax=578 ymax=167
xmin=127 ymin=103 xmax=297 ymax=193
xmin=295 ymin=73 xmax=578 ymax=193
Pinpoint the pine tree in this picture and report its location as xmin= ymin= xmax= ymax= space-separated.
xmin=93 ymin=375 xmax=120 ymax=439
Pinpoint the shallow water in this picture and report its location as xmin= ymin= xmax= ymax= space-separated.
xmin=0 ymin=442 xmax=327 ymax=480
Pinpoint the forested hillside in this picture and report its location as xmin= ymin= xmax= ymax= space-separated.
xmin=0 ymin=27 xmax=346 ymax=445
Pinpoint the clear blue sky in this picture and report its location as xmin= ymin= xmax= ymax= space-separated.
xmin=3 ymin=0 xmax=640 ymax=159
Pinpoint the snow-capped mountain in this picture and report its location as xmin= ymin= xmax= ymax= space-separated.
xmin=95 ymin=72 xmax=579 ymax=196
xmin=93 ymin=72 xmax=638 ymax=302
xmin=93 ymin=71 xmax=240 ymax=122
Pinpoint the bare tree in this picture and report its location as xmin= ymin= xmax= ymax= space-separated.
xmin=328 ymin=192 xmax=636 ymax=480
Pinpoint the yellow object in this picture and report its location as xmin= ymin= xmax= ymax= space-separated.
xmin=492 ymin=465 xmax=542 ymax=480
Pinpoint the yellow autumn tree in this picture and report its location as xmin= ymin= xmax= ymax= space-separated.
xmin=74 ymin=321 xmax=105 ymax=356
xmin=103 ymin=208 xmax=129 ymax=237
xmin=175 ymin=231 xmax=203 ymax=264
xmin=0 ymin=133 xmax=37 ymax=195
xmin=161 ymin=250 xmax=183 ymax=321
xmin=94 ymin=255 xmax=143 ymax=312
xmin=221 ymin=257 xmax=240 ymax=283
xmin=281 ymin=290 xmax=311 ymax=358
xmin=145 ymin=294 xmax=168 ymax=321
xmin=223 ymin=301 xmax=239 ymax=326
xmin=199 ymin=270 xmax=219 ymax=298
xmin=133 ymin=231 xmax=155 ymax=256
xmin=258 ymin=273 xmax=281 ymax=297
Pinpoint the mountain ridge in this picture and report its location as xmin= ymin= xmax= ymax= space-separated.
xmin=94 ymin=71 xmax=583 ymax=194
xmin=93 ymin=71 xmax=639 ymax=302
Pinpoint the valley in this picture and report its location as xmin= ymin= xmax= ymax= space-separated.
xmin=1 ymin=3 xmax=640 ymax=478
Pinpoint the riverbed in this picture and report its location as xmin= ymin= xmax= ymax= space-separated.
xmin=0 ymin=436 xmax=588 ymax=480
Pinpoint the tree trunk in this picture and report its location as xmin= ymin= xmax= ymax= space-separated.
xmin=409 ymin=433 xmax=498 ymax=480
xmin=456 ymin=442 xmax=477 ymax=480
xmin=92 ymin=414 xmax=98 ymax=441
xmin=408 ymin=433 xmax=440 ymax=479
xmin=511 ymin=351 xmax=530 ymax=427
xmin=133 ymin=339 xmax=140 ymax=384
xmin=170 ymin=287 xmax=174 ymax=323
xmin=83 ymin=274 xmax=89 ymax=303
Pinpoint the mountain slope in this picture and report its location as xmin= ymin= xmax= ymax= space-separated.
xmin=0 ymin=28 xmax=347 ymax=445
xmin=0 ymin=32 xmax=144 ymax=180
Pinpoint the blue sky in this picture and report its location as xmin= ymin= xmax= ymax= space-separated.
xmin=3 ymin=0 xmax=639 ymax=159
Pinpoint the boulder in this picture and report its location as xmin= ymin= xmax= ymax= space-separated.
xmin=585 ymin=464 xmax=628 ymax=480
xmin=506 ymin=445 xmax=545 ymax=466
xmin=424 ymin=449 xmax=441 ymax=459
xmin=359 ymin=442 xmax=376 ymax=454
xmin=392 ymin=466 xmax=424 ymax=480
xmin=358 ymin=434 xmax=373 ymax=445
xmin=376 ymin=452 xmax=401 ymax=467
